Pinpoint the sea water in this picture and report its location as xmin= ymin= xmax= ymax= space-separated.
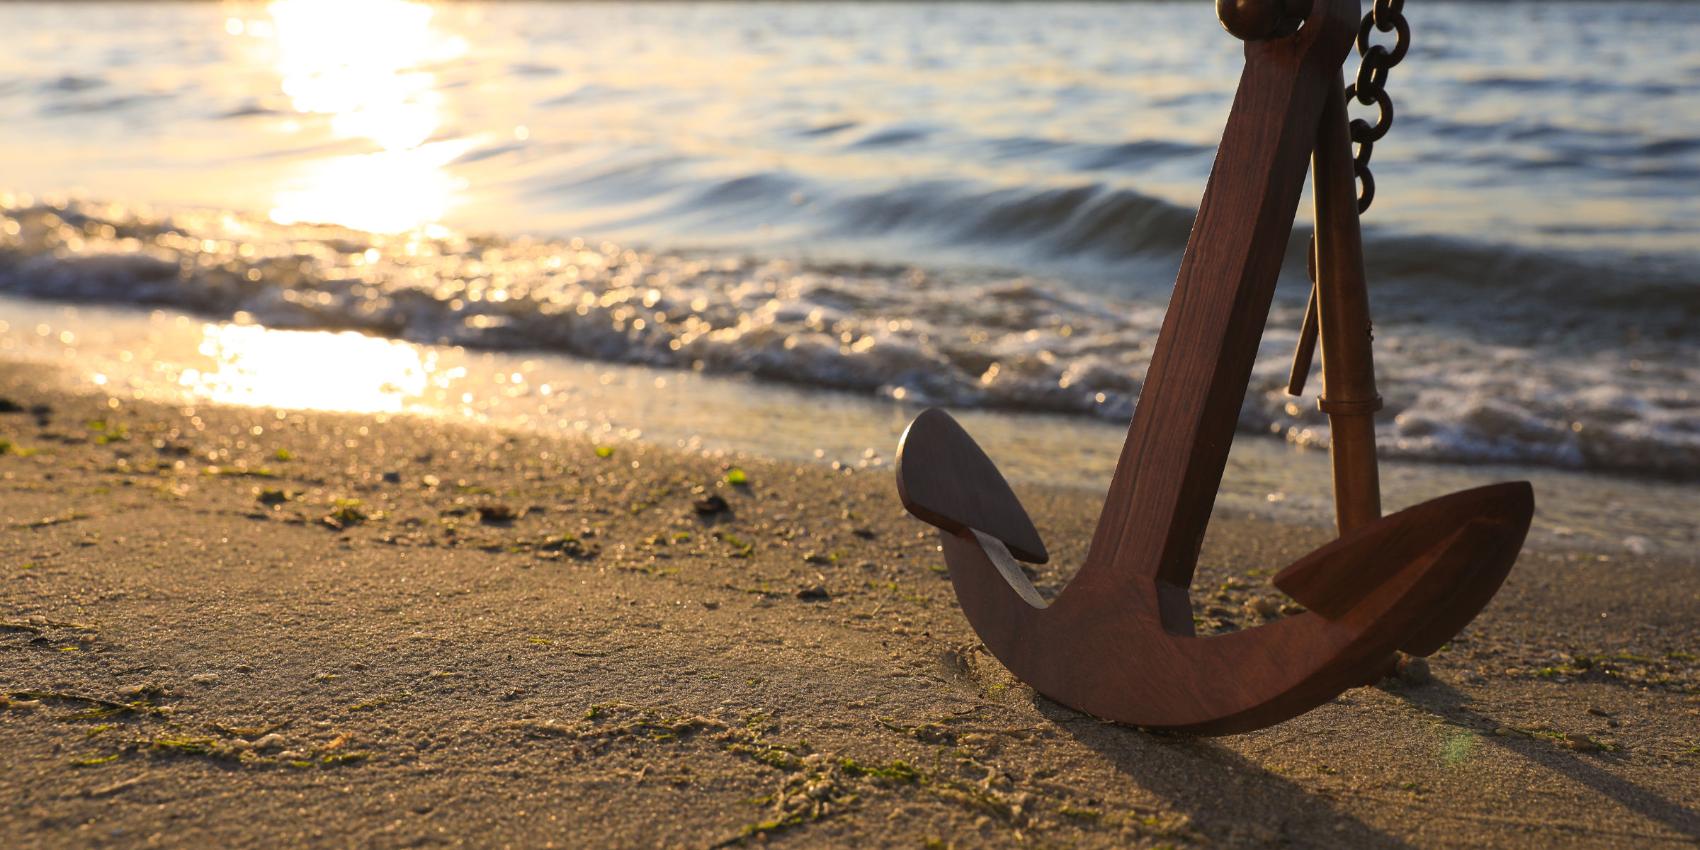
xmin=0 ymin=2 xmax=1695 ymax=485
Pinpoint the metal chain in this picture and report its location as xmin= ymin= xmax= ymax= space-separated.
xmin=1288 ymin=0 xmax=1411 ymax=396
xmin=1342 ymin=0 xmax=1410 ymax=213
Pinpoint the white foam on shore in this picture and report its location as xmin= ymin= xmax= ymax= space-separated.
xmin=2 ymin=199 xmax=1695 ymax=479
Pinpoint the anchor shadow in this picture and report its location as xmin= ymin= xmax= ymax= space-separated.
xmin=1033 ymin=699 xmax=1415 ymax=848
xmin=1391 ymin=682 xmax=1700 ymax=841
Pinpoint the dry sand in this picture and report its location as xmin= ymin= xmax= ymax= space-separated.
xmin=1 ymin=361 xmax=1696 ymax=849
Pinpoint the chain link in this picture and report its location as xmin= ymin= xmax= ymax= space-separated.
xmin=1342 ymin=0 xmax=1409 ymax=213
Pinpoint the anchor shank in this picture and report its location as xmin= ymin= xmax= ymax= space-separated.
xmin=1074 ymin=3 xmax=1360 ymax=630
xmin=1312 ymin=76 xmax=1382 ymax=533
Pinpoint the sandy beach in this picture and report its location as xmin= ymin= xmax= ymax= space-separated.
xmin=3 ymin=0 xmax=1697 ymax=846
xmin=2 ymin=361 xmax=1696 ymax=849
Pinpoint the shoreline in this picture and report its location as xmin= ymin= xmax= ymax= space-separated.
xmin=2 ymin=361 xmax=1697 ymax=848
xmin=4 ymin=292 xmax=1697 ymax=559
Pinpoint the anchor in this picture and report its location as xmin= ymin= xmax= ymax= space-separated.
xmin=894 ymin=0 xmax=1533 ymax=734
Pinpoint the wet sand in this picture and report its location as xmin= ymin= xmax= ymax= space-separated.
xmin=1 ymin=362 xmax=1696 ymax=849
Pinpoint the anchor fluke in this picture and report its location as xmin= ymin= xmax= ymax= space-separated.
xmin=895 ymin=408 xmax=1048 ymax=564
xmin=1271 ymin=481 xmax=1533 ymax=624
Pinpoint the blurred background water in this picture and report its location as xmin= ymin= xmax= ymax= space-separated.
xmin=0 ymin=1 xmax=1696 ymax=479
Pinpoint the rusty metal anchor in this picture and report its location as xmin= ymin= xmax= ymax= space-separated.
xmin=894 ymin=0 xmax=1533 ymax=734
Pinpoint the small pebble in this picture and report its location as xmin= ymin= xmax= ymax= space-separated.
xmin=190 ymin=673 xmax=221 ymax=685
xmin=382 ymin=471 xmax=402 ymax=484
xmin=477 ymin=504 xmax=518 ymax=524
xmin=1562 ymin=732 xmax=1600 ymax=752
xmin=1245 ymin=596 xmax=1281 ymax=619
xmin=1395 ymin=655 xmax=1432 ymax=685
xmin=693 ymin=495 xmax=730 ymax=515
xmin=796 ymin=585 xmax=831 ymax=602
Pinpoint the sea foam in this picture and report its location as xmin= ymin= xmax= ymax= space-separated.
xmin=1 ymin=198 xmax=1695 ymax=478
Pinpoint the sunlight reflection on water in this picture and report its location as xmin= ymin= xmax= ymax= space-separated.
xmin=268 ymin=140 xmax=472 ymax=234
xmin=235 ymin=0 xmax=469 ymax=232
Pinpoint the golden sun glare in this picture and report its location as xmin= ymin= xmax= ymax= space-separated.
xmin=231 ymin=0 xmax=472 ymax=233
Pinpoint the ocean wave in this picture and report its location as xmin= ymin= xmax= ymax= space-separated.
xmin=216 ymin=101 xmax=284 ymax=120
xmin=826 ymin=180 xmax=1202 ymax=265
xmin=39 ymin=92 xmax=174 ymax=117
xmin=768 ymin=176 xmax=1696 ymax=325
xmin=1461 ymin=73 xmax=1681 ymax=99
xmin=1067 ymin=139 xmax=1212 ymax=171
xmin=1 ymin=198 xmax=1695 ymax=479
xmin=796 ymin=120 xmax=860 ymax=138
xmin=849 ymin=125 xmax=934 ymax=149
xmin=42 ymin=74 xmax=106 ymax=93
xmin=530 ymin=148 xmax=1698 ymax=323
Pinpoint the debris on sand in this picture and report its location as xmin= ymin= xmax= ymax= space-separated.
xmin=1395 ymin=655 xmax=1432 ymax=686
xmin=1562 ymin=732 xmax=1605 ymax=752
xmin=477 ymin=504 xmax=519 ymax=524
xmin=537 ymin=532 xmax=598 ymax=560
xmin=322 ymin=499 xmax=368 ymax=530
xmin=1244 ymin=596 xmax=1282 ymax=619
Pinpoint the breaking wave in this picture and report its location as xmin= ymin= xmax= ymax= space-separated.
xmin=2 ymin=198 xmax=1695 ymax=478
